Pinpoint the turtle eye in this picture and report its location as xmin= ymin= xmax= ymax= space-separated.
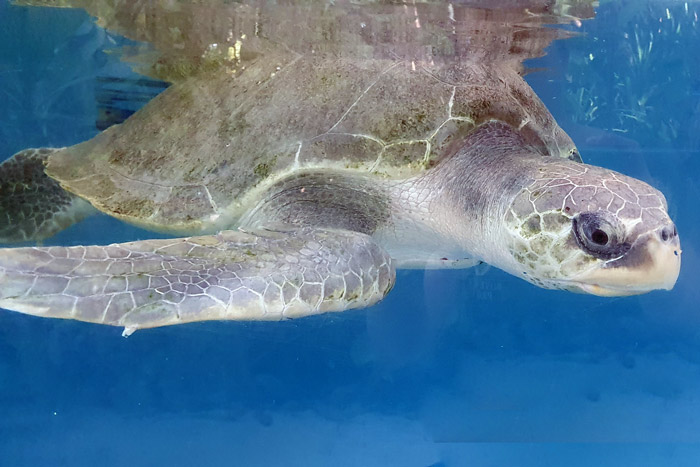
xmin=590 ymin=229 xmax=609 ymax=245
xmin=573 ymin=212 xmax=630 ymax=260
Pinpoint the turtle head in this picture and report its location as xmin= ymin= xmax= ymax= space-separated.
xmin=501 ymin=161 xmax=681 ymax=296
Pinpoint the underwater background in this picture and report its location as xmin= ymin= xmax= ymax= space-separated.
xmin=1 ymin=0 xmax=699 ymax=465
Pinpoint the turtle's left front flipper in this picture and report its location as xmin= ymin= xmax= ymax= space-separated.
xmin=0 ymin=148 xmax=97 ymax=243
xmin=0 ymin=228 xmax=395 ymax=335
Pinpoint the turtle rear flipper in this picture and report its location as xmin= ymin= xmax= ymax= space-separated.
xmin=0 ymin=148 xmax=97 ymax=243
xmin=0 ymin=227 xmax=395 ymax=336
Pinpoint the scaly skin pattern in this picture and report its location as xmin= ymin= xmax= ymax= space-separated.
xmin=503 ymin=160 xmax=674 ymax=289
xmin=0 ymin=148 xmax=96 ymax=243
xmin=0 ymin=228 xmax=395 ymax=335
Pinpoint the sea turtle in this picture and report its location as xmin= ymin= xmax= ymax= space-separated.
xmin=0 ymin=5 xmax=681 ymax=336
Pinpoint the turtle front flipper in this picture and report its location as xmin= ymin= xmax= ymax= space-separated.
xmin=0 ymin=148 xmax=97 ymax=243
xmin=0 ymin=227 xmax=395 ymax=335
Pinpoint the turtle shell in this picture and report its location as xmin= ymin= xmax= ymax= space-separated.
xmin=45 ymin=52 xmax=576 ymax=234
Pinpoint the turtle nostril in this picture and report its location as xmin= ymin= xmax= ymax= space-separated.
xmin=660 ymin=225 xmax=677 ymax=242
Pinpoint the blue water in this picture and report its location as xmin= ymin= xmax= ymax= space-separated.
xmin=1 ymin=1 xmax=699 ymax=466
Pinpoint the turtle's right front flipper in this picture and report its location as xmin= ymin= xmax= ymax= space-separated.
xmin=0 ymin=148 xmax=97 ymax=243
xmin=0 ymin=227 xmax=395 ymax=335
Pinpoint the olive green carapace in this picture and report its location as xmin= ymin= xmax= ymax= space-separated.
xmin=45 ymin=56 xmax=576 ymax=234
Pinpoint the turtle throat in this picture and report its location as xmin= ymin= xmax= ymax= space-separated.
xmin=387 ymin=123 xmax=542 ymax=270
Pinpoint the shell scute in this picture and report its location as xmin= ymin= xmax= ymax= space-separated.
xmin=45 ymin=53 xmax=574 ymax=234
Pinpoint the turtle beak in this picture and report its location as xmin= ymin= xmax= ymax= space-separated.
xmin=571 ymin=227 xmax=681 ymax=297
